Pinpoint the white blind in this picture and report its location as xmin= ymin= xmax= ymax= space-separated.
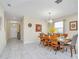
xmin=54 ymin=21 xmax=63 ymax=33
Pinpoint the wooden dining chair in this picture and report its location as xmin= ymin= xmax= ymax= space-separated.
xmin=39 ymin=33 xmax=48 ymax=46
xmin=49 ymin=35 xmax=60 ymax=54
xmin=63 ymin=34 xmax=78 ymax=57
xmin=39 ymin=33 xmax=44 ymax=44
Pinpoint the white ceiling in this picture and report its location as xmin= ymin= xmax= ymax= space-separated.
xmin=3 ymin=0 xmax=78 ymax=20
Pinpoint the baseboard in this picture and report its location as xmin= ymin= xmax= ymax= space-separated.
xmin=0 ymin=42 xmax=6 ymax=55
xmin=24 ymin=40 xmax=39 ymax=44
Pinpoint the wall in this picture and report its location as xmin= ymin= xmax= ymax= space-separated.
xmin=20 ymin=19 xmax=24 ymax=40
xmin=0 ymin=5 xmax=6 ymax=54
xmin=23 ymin=17 xmax=48 ymax=44
xmin=64 ymin=14 xmax=78 ymax=38
xmin=5 ymin=20 xmax=10 ymax=40
xmin=54 ymin=13 xmax=78 ymax=38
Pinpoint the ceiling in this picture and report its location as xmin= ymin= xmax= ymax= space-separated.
xmin=3 ymin=0 xmax=78 ymax=20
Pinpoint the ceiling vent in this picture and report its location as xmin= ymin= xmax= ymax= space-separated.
xmin=55 ymin=0 xmax=62 ymax=4
xmin=8 ymin=4 xmax=11 ymax=7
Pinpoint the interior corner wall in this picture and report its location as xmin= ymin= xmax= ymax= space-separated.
xmin=23 ymin=17 xmax=48 ymax=44
xmin=0 ymin=6 xmax=6 ymax=54
xmin=5 ymin=19 xmax=10 ymax=40
xmin=20 ymin=19 xmax=24 ymax=40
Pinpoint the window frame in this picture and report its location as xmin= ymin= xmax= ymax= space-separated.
xmin=54 ymin=21 xmax=64 ymax=34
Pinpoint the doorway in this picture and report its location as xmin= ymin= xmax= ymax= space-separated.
xmin=9 ymin=23 xmax=20 ymax=40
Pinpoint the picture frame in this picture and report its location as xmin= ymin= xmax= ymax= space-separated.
xmin=28 ymin=23 xmax=32 ymax=28
xmin=36 ymin=24 xmax=42 ymax=32
xmin=69 ymin=21 xmax=78 ymax=31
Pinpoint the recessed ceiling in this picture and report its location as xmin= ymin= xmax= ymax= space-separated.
xmin=3 ymin=0 xmax=78 ymax=20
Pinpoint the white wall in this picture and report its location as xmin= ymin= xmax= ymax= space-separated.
xmin=20 ymin=19 xmax=24 ymax=40
xmin=23 ymin=17 xmax=48 ymax=44
xmin=64 ymin=14 xmax=78 ymax=38
xmin=54 ymin=13 xmax=78 ymax=38
xmin=0 ymin=5 xmax=6 ymax=54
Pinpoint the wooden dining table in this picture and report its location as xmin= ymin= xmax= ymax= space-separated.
xmin=39 ymin=33 xmax=68 ymax=51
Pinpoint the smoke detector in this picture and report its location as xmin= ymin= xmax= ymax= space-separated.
xmin=8 ymin=4 xmax=11 ymax=7
xmin=55 ymin=0 xmax=62 ymax=4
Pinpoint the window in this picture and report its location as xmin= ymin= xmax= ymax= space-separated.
xmin=54 ymin=21 xmax=63 ymax=33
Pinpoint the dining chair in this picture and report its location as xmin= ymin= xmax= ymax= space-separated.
xmin=49 ymin=35 xmax=60 ymax=54
xmin=39 ymin=33 xmax=48 ymax=46
xmin=63 ymin=34 xmax=78 ymax=57
xmin=39 ymin=33 xmax=45 ymax=45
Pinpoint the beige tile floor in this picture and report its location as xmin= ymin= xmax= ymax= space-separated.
xmin=0 ymin=39 xmax=78 ymax=59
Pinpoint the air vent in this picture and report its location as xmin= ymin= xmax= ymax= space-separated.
xmin=55 ymin=0 xmax=62 ymax=4
xmin=8 ymin=4 xmax=11 ymax=7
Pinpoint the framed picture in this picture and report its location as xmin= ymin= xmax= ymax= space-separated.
xmin=28 ymin=23 xmax=32 ymax=28
xmin=69 ymin=21 xmax=78 ymax=31
xmin=36 ymin=24 xmax=42 ymax=32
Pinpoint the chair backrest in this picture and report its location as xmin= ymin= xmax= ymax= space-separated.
xmin=50 ymin=35 xmax=58 ymax=41
xmin=71 ymin=34 xmax=78 ymax=46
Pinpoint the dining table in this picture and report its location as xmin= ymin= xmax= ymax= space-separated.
xmin=38 ymin=33 xmax=68 ymax=51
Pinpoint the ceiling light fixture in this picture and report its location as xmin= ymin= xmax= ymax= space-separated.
xmin=48 ymin=19 xmax=53 ymax=23
xmin=48 ymin=12 xmax=53 ymax=23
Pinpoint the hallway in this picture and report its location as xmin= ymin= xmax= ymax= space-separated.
xmin=0 ymin=39 xmax=78 ymax=59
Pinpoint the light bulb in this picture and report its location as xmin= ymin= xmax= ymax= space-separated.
xmin=48 ymin=19 xmax=53 ymax=23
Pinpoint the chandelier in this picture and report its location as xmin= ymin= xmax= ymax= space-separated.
xmin=48 ymin=12 xmax=53 ymax=23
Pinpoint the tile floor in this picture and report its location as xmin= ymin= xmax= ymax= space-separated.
xmin=0 ymin=39 xmax=78 ymax=59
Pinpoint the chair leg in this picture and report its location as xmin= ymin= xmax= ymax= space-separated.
xmin=39 ymin=42 xmax=41 ymax=46
xmin=40 ymin=41 xmax=41 ymax=44
xmin=66 ymin=48 xmax=67 ymax=52
xmin=55 ymin=50 xmax=57 ymax=55
xmin=55 ymin=47 xmax=58 ymax=55
xmin=70 ymin=46 xmax=73 ymax=57
xmin=54 ymin=48 xmax=57 ymax=55
xmin=60 ymin=48 xmax=64 ymax=53
xmin=74 ymin=46 xmax=76 ymax=54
